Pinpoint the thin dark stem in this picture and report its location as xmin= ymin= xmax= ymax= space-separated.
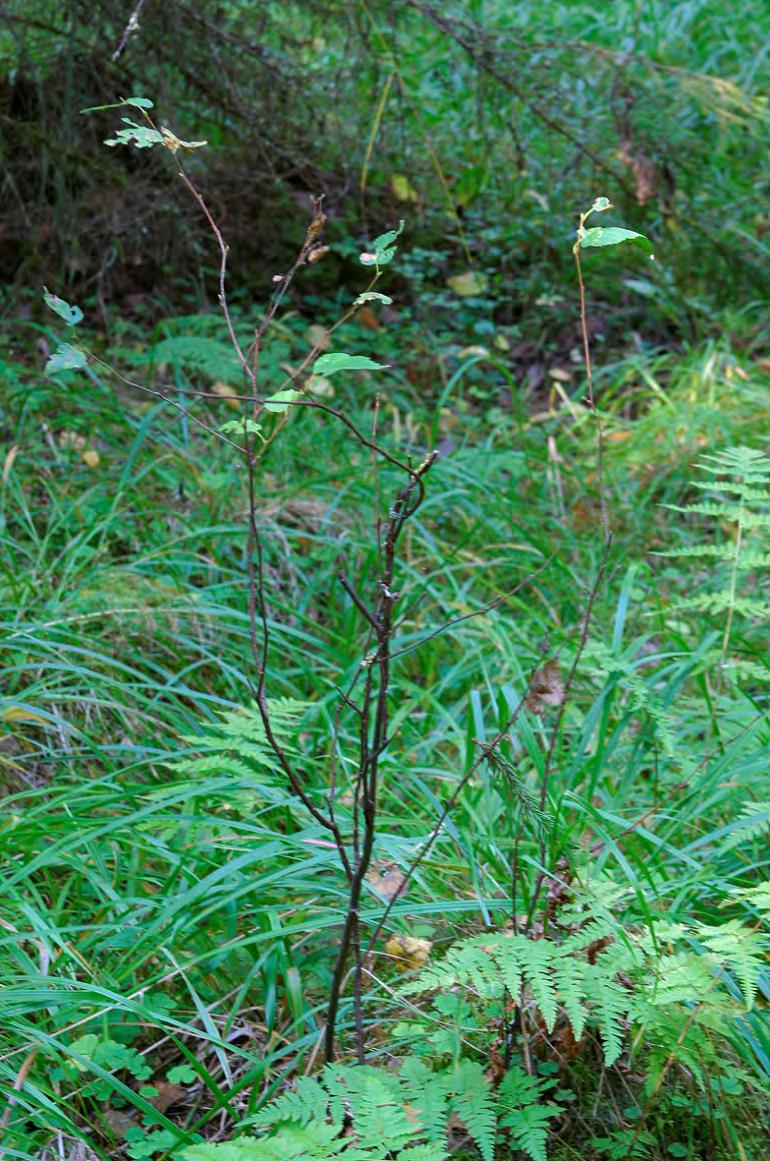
xmin=111 ymin=0 xmax=147 ymax=61
xmin=176 ymin=166 xmax=255 ymax=393
xmin=324 ymin=453 xmax=437 ymax=1063
xmin=525 ymin=541 xmax=611 ymax=931
xmin=363 ymin=654 xmax=546 ymax=960
xmin=525 ymin=212 xmax=614 ymax=931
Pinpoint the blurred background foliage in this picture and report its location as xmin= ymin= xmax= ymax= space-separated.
xmin=2 ymin=0 xmax=769 ymax=345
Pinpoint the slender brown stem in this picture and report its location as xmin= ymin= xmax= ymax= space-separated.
xmin=526 ymin=212 xmax=614 ymax=931
xmin=574 ymin=237 xmax=611 ymax=545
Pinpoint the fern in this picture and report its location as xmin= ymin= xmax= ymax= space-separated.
xmin=183 ymin=1125 xmax=347 ymax=1161
xmin=168 ymin=698 xmax=310 ymax=808
xmin=581 ymin=641 xmax=676 ymax=754
xmin=661 ymin=445 xmax=770 ymax=674
xmin=224 ymin=1062 xmax=480 ymax=1161
xmin=444 ymin=1060 xmax=496 ymax=1161
xmin=402 ymin=928 xmax=634 ymax=1065
xmin=248 ymin=1075 xmax=328 ymax=1128
xmin=497 ymin=1068 xmax=564 ymax=1161
xmin=694 ymin=919 xmax=766 ymax=1009
xmin=727 ymin=879 xmax=770 ymax=913
xmin=215 ymin=1058 xmax=543 ymax=1161
xmin=716 ymin=800 xmax=770 ymax=853
xmin=399 ymin=1059 xmax=451 ymax=1148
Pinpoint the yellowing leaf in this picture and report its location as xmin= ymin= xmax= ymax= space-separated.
xmin=391 ymin=174 xmax=419 ymax=203
xmin=306 ymin=375 xmax=335 ymax=398
xmin=384 ymin=934 xmax=432 ymax=972
xmin=212 ymin=381 xmax=241 ymax=410
xmin=82 ymin=449 xmax=100 ymax=468
xmin=447 ymin=271 xmax=488 ymax=297
xmin=1 ymin=705 xmax=50 ymax=725
xmin=3 ymin=445 xmax=19 ymax=482
xmin=305 ymin=324 xmax=331 ymax=351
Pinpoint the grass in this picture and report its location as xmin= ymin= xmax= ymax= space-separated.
xmin=3 ymin=0 xmax=770 ymax=1151
xmin=2 ymin=295 xmax=770 ymax=1159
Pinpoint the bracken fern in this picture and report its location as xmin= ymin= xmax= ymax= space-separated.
xmin=662 ymin=446 xmax=770 ymax=683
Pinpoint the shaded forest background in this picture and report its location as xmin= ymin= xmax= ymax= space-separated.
xmin=3 ymin=0 xmax=768 ymax=342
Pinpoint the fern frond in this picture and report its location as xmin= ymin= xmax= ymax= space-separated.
xmin=399 ymin=1058 xmax=450 ymax=1146
xmin=496 ymin=1068 xmax=563 ymax=1161
xmin=656 ymin=543 xmax=738 ymax=560
xmin=350 ymin=1070 xmax=421 ymax=1154
xmin=716 ymin=801 xmax=770 ymax=853
xmin=589 ymin=970 xmax=631 ymax=1065
xmin=249 ymin=1075 xmax=329 ymax=1129
xmin=726 ymin=880 xmax=770 ymax=914
xmin=396 ymin=1147 xmax=447 ymax=1161
xmin=521 ymin=938 xmax=559 ymax=1032
xmin=182 ymin=1125 xmax=346 ymax=1161
xmin=444 ymin=1060 xmax=496 ymax=1161
xmin=719 ymin=658 xmax=770 ymax=682
xmin=694 ymin=919 xmax=766 ymax=1009
xmin=698 ymin=447 xmax=770 ymax=476
xmin=664 ymin=501 xmax=739 ymax=517
xmin=668 ymin=594 xmax=767 ymax=617
xmin=581 ymin=642 xmax=675 ymax=753
xmin=500 ymin=1105 xmax=562 ymax=1161
xmin=644 ymin=950 xmax=716 ymax=1006
xmin=404 ymin=929 xmax=634 ymax=1059
xmin=168 ymin=700 xmax=311 ymax=805
xmin=142 ymin=334 xmax=243 ymax=381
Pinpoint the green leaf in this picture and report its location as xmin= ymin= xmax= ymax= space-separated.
xmin=46 ymin=343 xmax=88 ymax=374
xmin=313 ymin=353 xmax=389 ymax=376
xmin=354 ymin=291 xmax=394 ymax=306
xmin=126 ymin=1129 xmax=177 ymax=1160
xmin=263 ymin=390 xmax=301 ymax=414
xmin=67 ymin=1034 xmax=99 ymax=1070
xmin=219 ymin=418 xmax=264 ymax=438
xmin=579 ymin=226 xmax=653 ymax=254
xmin=43 ymin=287 xmax=83 ymax=326
xmin=105 ymin=119 xmax=165 ymax=149
xmin=361 ymin=220 xmax=405 ymax=266
xmin=167 ymin=1064 xmax=197 ymax=1084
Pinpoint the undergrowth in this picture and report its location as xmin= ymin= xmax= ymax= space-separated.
xmin=2 ymin=86 xmax=770 ymax=1161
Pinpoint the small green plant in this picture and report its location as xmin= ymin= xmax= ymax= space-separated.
xmin=662 ymin=446 xmax=770 ymax=684
xmin=182 ymin=1058 xmax=563 ymax=1161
